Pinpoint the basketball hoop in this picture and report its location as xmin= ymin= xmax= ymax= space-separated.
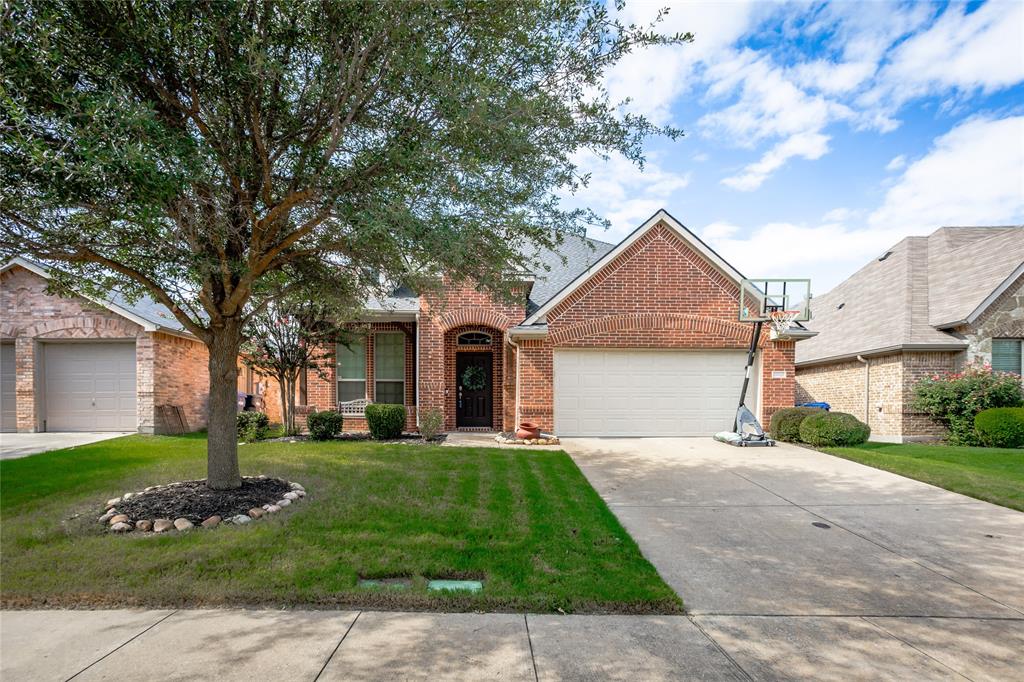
xmin=768 ymin=309 xmax=801 ymax=335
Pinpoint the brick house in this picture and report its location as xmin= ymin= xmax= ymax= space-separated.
xmin=304 ymin=210 xmax=804 ymax=436
xmin=795 ymin=226 xmax=1024 ymax=442
xmin=0 ymin=257 xmax=281 ymax=433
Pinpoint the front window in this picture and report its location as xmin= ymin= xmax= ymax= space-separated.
xmin=992 ymin=338 xmax=1023 ymax=375
xmin=457 ymin=331 xmax=492 ymax=345
xmin=374 ymin=332 xmax=405 ymax=404
xmin=337 ymin=338 xmax=366 ymax=402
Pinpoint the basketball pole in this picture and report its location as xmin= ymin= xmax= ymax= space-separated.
xmin=734 ymin=319 xmax=763 ymax=431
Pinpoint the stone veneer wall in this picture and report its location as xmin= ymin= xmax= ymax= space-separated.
xmin=958 ymin=274 xmax=1024 ymax=368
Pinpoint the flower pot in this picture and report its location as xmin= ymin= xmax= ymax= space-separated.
xmin=516 ymin=421 xmax=540 ymax=440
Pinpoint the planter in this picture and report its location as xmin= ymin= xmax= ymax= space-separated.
xmin=515 ymin=421 xmax=541 ymax=440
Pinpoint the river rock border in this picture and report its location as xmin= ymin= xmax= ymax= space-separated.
xmin=495 ymin=432 xmax=560 ymax=446
xmin=99 ymin=476 xmax=306 ymax=534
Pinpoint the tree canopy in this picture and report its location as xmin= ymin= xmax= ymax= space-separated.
xmin=0 ymin=0 xmax=690 ymax=488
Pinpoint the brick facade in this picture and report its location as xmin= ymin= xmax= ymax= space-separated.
xmin=1 ymin=263 xmax=278 ymax=434
xmin=796 ymin=274 xmax=1023 ymax=442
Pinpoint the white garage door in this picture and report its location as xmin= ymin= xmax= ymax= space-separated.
xmin=44 ymin=342 xmax=137 ymax=432
xmin=1 ymin=342 xmax=15 ymax=432
xmin=554 ymin=349 xmax=757 ymax=437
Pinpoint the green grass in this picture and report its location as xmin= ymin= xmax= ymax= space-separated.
xmin=822 ymin=442 xmax=1024 ymax=511
xmin=0 ymin=435 xmax=680 ymax=613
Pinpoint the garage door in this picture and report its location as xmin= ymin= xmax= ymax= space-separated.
xmin=1 ymin=342 xmax=15 ymax=432
xmin=44 ymin=342 xmax=136 ymax=432
xmin=554 ymin=349 xmax=757 ymax=437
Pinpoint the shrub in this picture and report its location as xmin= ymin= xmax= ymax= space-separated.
xmin=307 ymin=410 xmax=344 ymax=441
xmin=798 ymin=411 xmax=870 ymax=447
xmin=365 ymin=403 xmax=406 ymax=440
xmin=974 ymin=407 xmax=1024 ymax=448
xmin=769 ymin=407 xmax=824 ymax=442
xmin=913 ymin=363 xmax=1024 ymax=445
xmin=236 ymin=411 xmax=269 ymax=442
xmin=418 ymin=407 xmax=444 ymax=441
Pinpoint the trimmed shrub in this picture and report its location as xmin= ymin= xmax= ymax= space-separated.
xmin=913 ymin=363 xmax=1024 ymax=445
xmin=798 ymin=411 xmax=870 ymax=447
xmin=418 ymin=407 xmax=444 ymax=441
xmin=365 ymin=403 xmax=406 ymax=440
xmin=307 ymin=410 xmax=344 ymax=441
xmin=974 ymin=407 xmax=1024 ymax=448
xmin=769 ymin=407 xmax=824 ymax=442
xmin=236 ymin=411 xmax=269 ymax=442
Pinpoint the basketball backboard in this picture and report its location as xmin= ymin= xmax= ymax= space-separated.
xmin=738 ymin=278 xmax=812 ymax=323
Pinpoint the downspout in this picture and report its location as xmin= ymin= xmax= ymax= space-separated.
xmin=507 ymin=335 xmax=521 ymax=428
xmin=415 ymin=312 xmax=421 ymax=429
xmin=856 ymin=355 xmax=869 ymax=425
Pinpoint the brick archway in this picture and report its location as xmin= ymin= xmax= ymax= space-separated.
xmin=444 ymin=324 xmax=505 ymax=431
xmin=22 ymin=316 xmax=141 ymax=339
xmin=438 ymin=308 xmax=514 ymax=333
xmin=549 ymin=313 xmax=754 ymax=347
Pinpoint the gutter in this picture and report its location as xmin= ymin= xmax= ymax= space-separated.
xmin=795 ymin=342 xmax=967 ymax=368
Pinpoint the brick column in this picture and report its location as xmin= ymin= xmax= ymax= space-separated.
xmin=760 ymin=339 xmax=796 ymax=427
xmin=14 ymin=336 xmax=35 ymax=432
xmin=136 ymin=333 xmax=155 ymax=433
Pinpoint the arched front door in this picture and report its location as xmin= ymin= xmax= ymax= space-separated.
xmin=456 ymin=352 xmax=493 ymax=427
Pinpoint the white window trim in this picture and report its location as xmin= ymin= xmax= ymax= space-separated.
xmin=374 ymin=332 xmax=406 ymax=404
xmin=337 ymin=339 xmax=368 ymax=401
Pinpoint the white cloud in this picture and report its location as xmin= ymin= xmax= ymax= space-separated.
xmin=864 ymin=1 xmax=1024 ymax=110
xmin=701 ymin=221 xmax=739 ymax=241
xmin=700 ymin=115 xmax=1024 ymax=294
xmin=885 ymin=154 xmax=907 ymax=172
xmin=822 ymin=207 xmax=856 ymax=223
xmin=567 ymin=150 xmax=692 ymax=240
xmin=721 ymin=131 xmax=830 ymax=191
xmin=692 ymin=152 xmax=710 ymax=162
xmin=869 ymin=115 xmax=1024 ymax=232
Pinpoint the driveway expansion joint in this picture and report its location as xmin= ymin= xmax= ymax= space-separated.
xmin=859 ymin=616 xmax=974 ymax=681
xmin=64 ymin=609 xmax=178 ymax=682
xmin=313 ymin=610 xmax=361 ymax=681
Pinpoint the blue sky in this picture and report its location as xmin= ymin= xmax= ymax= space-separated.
xmin=571 ymin=0 xmax=1024 ymax=295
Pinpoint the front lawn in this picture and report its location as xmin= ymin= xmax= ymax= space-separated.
xmin=822 ymin=442 xmax=1024 ymax=511
xmin=0 ymin=435 xmax=680 ymax=613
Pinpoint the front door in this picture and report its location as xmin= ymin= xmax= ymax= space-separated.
xmin=456 ymin=352 xmax=493 ymax=428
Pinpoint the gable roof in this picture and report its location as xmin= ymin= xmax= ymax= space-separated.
xmin=796 ymin=225 xmax=1024 ymax=366
xmin=0 ymin=257 xmax=192 ymax=336
xmin=522 ymin=209 xmax=747 ymax=325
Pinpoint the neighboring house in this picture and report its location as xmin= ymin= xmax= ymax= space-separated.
xmin=304 ymin=210 xmax=804 ymax=437
xmin=795 ymin=226 xmax=1024 ymax=442
xmin=0 ymin=257 xmax=280 ymax=434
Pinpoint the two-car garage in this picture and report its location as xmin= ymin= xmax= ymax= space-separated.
xmin=553 ymin=349 xmax=757 ymax=437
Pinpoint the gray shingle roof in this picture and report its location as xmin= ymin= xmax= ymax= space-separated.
xmin=524 ymin=235 xmax=615 ymax=315
xmin=796 ymin=225 xmax=1024 ymax=365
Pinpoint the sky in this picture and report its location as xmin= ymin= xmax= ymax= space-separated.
xmin=569 ymin=0 xmax=1024 ymax=296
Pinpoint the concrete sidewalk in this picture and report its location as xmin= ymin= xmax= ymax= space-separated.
xmin=1 ymin=609 xmax=745 ymax=681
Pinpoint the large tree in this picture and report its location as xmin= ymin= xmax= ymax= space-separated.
xmin=0 ymin=1 xmax=689 ymax=489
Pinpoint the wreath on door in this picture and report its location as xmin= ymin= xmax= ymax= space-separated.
xmin=461 ymin=365 xmax=486 ymax=391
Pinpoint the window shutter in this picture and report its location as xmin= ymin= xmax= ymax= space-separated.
xmin=991 ymin=339 xmax=1022 ymax=375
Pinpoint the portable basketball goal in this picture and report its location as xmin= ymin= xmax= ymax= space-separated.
xmin=714 ymin=279 xmax=811 ymax=447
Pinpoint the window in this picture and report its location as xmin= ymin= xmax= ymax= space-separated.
xmin=992 ymin=338 xmax=1023 ymax=375
xmin=457 ymin=331 xmax=492 ymax=346
xmin=337 ymin=338 xmax=366 ymax=402
xmin=374 ymin=332 xmax=405 ymax=404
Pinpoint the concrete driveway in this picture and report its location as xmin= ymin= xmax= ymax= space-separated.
xmin=0 ymin=432 xmax=131 ymax=459
xmin=561 ymin=437 xmax=1024 ymax=679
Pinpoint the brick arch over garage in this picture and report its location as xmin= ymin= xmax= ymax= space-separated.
xmin=549 ymin=313 xmax=757 ymax=348
xmin=438 ymin=308 xmax=515 ymax=333
xmin=22 ymin=316 xmax=143 ymax=339
xmin=0 ymin=321 xmax=18 ymax=338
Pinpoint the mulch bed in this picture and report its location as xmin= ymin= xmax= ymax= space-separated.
xmin=116 ymin=477 xmax=292 ymax=524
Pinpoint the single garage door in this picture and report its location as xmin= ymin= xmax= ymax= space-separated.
xmin=554 ymin=349 xmax=757 ymax=437
xmin=1 ymin=342 xmax=15 ymax=432
xmin=44 ymin=342 xmax=136 ymax=432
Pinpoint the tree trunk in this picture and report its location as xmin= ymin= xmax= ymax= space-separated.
xmin=206 ymin=319 xmax=243 ymax=490
xmin=287 ymin=372 xmax=297 ymax=436
xmin=278 ymin=371 xmax=292 ymax=435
